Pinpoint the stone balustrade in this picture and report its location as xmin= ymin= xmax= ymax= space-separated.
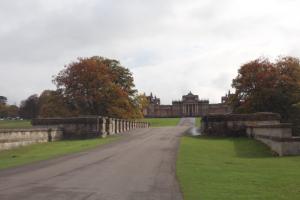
xmin=32 ymin=116 xmax=150 ymax=139
xmin=0 ymin=117 xmax=150 ymax=151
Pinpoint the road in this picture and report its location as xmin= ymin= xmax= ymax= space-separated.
xmin=0 ymin=118 xmax=194 ymax=200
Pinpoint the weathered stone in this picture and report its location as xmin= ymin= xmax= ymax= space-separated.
xmin=0 ymin=128 xmax=63 ymax=151
xmin=115 ymin=119 xmax=119 ymax=134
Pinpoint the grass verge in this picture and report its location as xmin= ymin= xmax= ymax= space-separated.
xmin=0 ymin=136 xmax=120 ymax=170
xmin=0 ymin=120 xmax=32 ymax=129
xmin=177 ymin=136 xmax=300 ymax=200
xmin=142 ymin=118 xmax=180 ymax=127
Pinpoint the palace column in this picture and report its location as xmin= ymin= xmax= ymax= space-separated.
xmin=193 ymin=104 xmax=195 ymax=116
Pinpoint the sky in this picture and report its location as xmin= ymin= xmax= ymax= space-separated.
xmin=1 ymin=0 xmax=300 ymax=105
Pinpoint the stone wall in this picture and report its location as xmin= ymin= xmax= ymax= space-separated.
xmin=201 ymin=112 xmax=300 ymax=156
xmin=201 ymin=112 xmax=281 ymax=136
xmin=0 ymin=128 xmax=62 ymax=151
xmin=32 ymin=117 xmax=150 ymax=139
xmin=247 ymin=124 xmax=300 ymax=156
xmin=0 ymin=117 xmax=150 ymax=151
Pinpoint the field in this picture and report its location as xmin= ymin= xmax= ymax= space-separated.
xmin=0 ymin=136 xmax=120 ymax=170
xmin=142 ymin=118 xmax=180 ymax=127
xmin=0 ymin=120 xmax=32 ymax=129
xmin=177 ymin=136 xmax=300 ymax=200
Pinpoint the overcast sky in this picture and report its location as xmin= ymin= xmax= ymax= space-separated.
xmin=1 ymin=0 xmax=300 ymax=105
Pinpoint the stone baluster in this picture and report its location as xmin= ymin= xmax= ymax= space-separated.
xmin=110 ymin=118 xmax=115 ymax=135
xmin=115 ymin=119 xmax=119 ymax=134
xmin=121 ymin=119 xmax=125 ymax=132
xmin=101 ymin=117 xmax=107 ymax=138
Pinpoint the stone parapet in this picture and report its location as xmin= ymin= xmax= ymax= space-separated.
xmin=1 ymin=117 xmax=150 ymax=151
xmin=201 ymin=112 xmax=300 ymax=156
xmin=0 ymin=128 xmax=63 ymax=151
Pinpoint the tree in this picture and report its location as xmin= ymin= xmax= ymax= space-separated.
xmin=230 ymin=56 xmax=300 ymax=119
xmin=0 ymin=96 xmax=19 ymax=118
xmin=53 ymin=56 xmax=139 ymax=118
xmin=38 ymin=90 xmax=75 ymax=117
xmin=19 ymin=95 xmax=39 ymax=119
xmin=6 ymin=105 xmax=19 ymax=118
xmin=0 ymin=96 xmax=7 ymax=105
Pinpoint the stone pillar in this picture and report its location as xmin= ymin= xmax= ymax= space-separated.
xmin=121 ymin=119 xmax=125 ymax=132
xmin=105 ymin=118 xmax=113 ymax=135
xmin=124 ymin=120 xmax=127 ymax=131
xmin=130 ymin=120 xmax=133 ymax=130
xmin=128 ymin=121 xmax=131 ymax=130
xmin=115 ymin=119 xmax=119 ymax=134
xmin=124 ymin=120 xmax=128 ymax=131
xmin=118 ymin=119 xmax=121 ymax=133
xmin=110 ymin=118 xmax=115 ymax=135
xmin=127 ymin=121 xmax=131 ymax=131
xmin=101 ymin=117 xmax=107 ymax=138
xmin=118 ymin=119 xmax=123 ymax=133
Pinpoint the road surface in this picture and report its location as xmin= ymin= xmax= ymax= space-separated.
xmin=0 ymin=119 xmax=194 ymax=200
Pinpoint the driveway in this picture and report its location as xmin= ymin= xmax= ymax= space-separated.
xmin=0 ymin=119 xmax=193 ymax=200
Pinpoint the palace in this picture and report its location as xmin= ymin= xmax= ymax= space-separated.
xmin=144 ymin=91 xmax=232 ymax=118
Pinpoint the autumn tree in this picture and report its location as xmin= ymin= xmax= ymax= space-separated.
xmin=53 ymin=56 xmax=140 ymax=118
xmin=230 ymin=56 xmax=300 ymax=119
xmin=38 ymin=90 xmax=75 ymax=117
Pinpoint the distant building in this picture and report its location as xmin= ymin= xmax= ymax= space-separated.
xmin=144 ymin=91 xmax=232 ymax=117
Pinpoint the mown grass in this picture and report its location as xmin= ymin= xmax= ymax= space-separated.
xmin=0 ymin=136 xmax=120 ymax=170
xmin=195 ymin=117 xmax=201 ymax=127
xmin=0 ymin=120 xmax=32 ymax=129
xmin=177 ymin=136 xmax=300 ymax=200
xmin=142 ymin=118 xmax=180 ymax=127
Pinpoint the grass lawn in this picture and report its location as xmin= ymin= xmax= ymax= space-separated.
xmin=0 ymin=136 xmax=120 ymax=170
xmin=0 ymin=120 xmax=32 ymax=129
xmin=142 ymin=118 xmax=180 ymax=127
xmin=177 ymin=136 xmax=300 ymax=200
xmin=195 ymin=117 xmax=201 ymax=127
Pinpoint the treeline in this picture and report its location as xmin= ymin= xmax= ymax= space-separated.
xmin=0 ymin=96 xmax=19 ymax=118
xmin=2 ymin=56 xmax=149 ymax=119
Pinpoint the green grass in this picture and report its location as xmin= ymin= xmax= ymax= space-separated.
xmin=0 ymin=136 xmax=120 ymax=170
xmin=0 ymin=120 xmax=32 ymax=129
xmin=142 ymin=118 xmax=180 ymax=127
xmin=177 ymin=136 xmax=300 ymax=200
xmin=195 ymin=117 xmax=201 ymax=127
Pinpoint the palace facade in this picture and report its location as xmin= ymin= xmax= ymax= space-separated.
xmin=144 ymin=92 xmax=232 ymax=118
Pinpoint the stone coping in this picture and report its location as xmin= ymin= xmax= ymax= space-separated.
xmin=32 ymin=117 xmax=143 ymax=126
xmin=0 ymin=127 xmax=61 ymax=133
xmin=203 ymin=112 xmax=281 ymax=122
xmin=256 ymin=134 xmax=300 ymax=142
xmin=247 ymin=123 xmax=292 ymax=128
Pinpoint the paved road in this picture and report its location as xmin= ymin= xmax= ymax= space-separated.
xmin=177 ymin=117 xmax=195 ymax=127
xmin=0 ymin=120 xmax=193 ymax=200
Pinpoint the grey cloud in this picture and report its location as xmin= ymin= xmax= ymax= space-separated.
xmin=1 ymin=0 xmax=300 ymax=104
